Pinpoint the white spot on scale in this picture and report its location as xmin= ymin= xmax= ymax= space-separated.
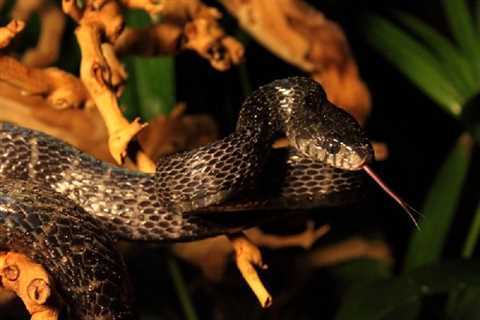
xmin=28 ymin=137 xmax=39 ymax=178
xmin=275 ymin=86 xmax=295 ymax=116
xmin=275 ymin=86 xmax=294 ymax=97
xmin=90 ymin=202 xmax=102 ymax=212
xmin=52 ymin=180 xmax=72 ymax=193
xmin=0 ymin=203 xmax=15 ymax=214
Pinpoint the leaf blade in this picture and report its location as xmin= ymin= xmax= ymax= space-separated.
xmin=133 ymin=56 xmax=175 ymax=120
xmin=121 ymin=10 xmax=175 ymax=120
xmin=336 ymin=260 xmax=480 ymax=320
xmin=443 ymin=0 xmax=480 ymax=77
xmin=364 ymin=15 xmax=462 ymax=116
xmin=404 ymin=134 xmax=473 ymax=271
xmin=396 ymin=12 xmax=478 ymax=101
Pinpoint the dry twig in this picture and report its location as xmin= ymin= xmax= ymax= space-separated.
xmin=0 ymin=19 xmax=25 ymax=49
xmin=247 ymin=222 xmax=330 ymax=250
xmin=221 ymin=0 xmax=370 ymax=124
xmin=138 ymin=103 xmax=218 ymax=158
xmin=64 ymin=0 xmax=153 ymax=166
xmin=10 ymin=0 xmax=66 ymax=67
xmin=174 ymin=222 xmax=330 ymax=283
xmin=63 ymin=0 xmax=243 ymax=165
xmin=115 ymin=0 xmax=244 ymax=71
xmin=0 ymin=253 xmax=59 ymax=320
xmin=306 ymin=237 xmax=393 ymax=267
xmin=0 ymin=81 xmax=112 ymax=161
xmin=228 ymin=232 xmax=271 ymax=308
xmin=0 ymin=56 xmax=93 ymax=109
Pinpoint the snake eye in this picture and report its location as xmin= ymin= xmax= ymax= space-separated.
xmin=324 ymin=140 xmax=340 ymax=154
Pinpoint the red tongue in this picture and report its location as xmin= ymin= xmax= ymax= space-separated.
xmin=363 ymin=165 xmax=422 ymax=230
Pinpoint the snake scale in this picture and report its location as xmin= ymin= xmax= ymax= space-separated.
xmin=0 ymin=77 xmax=374 ymax=319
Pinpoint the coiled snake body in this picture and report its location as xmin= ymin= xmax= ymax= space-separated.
xmin=0 ymin=77 xmax=372 ymax=319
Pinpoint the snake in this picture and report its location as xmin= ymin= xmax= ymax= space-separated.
xmin=0 ymin=77 xmax=378 ymax=319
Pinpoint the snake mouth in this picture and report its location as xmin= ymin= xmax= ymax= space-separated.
xmin=324 ymin=144 xmax=373 ymax=171
xmin=299 ymin=142 xmax=371 ymax=171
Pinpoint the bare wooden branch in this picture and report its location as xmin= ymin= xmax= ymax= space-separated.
xmin=0 ymin=252 xmax=60 ymax=320
xmin=307 ymin=237 xmax=393 ymax=267
xmin=221 ymin=0 xmax=370 ymax=124
xmin=10 ymin=0 xmax=66 ymax=67
xmin=0 ymin=20 xmax=25 ymax=49
xmin=228 ymin=232 xmax=272 ymax=308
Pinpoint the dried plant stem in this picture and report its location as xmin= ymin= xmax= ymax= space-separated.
xmin=0 ymin=253 xmax=60 ymax=320
xmin=307 ymin=237 xmax=393 ymax=267
xmin=13 ymin=2 xmax=66 ymax=67
xmin=246 ymin=222 xmax=330 ymax=250
xmin=74 ymin=15 xmax=154 ymax=165
xmin=221 ymin=0 xmax=370 ymax=123
xmin=0 ymin=20 xmax=25 ymax=49
xmin=228 ymin=232 xmax=272 ymax=308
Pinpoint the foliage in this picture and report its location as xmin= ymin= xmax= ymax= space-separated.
xmin=121 ymin=10 xmax=175 ymax=120
xmin=337 ymin=0 xmax=480 ymax=318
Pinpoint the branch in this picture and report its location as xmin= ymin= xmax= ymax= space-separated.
xmin=174 ymin=222 xmax=329 ymax=290
xmin=306 ymin=237 xmax=393 ymax=267
xmin=63 ymin=0 xmax=154 ymax=166
xmin=0 ymin=80 xmax=113 ymax=161
xmin=228 ymin=232 xmax=272 ymax=308
xmin=10 ymin=0 xmax=66 ymax=67
xmin=0 ymin=56 xmax=92 ymax=109
xmin=0 ymin=20 xmax=25 ymax=49
xmin=246 ymin=222 xmax=330 ymax=250
xmin=0 ymin=252 xmax=60 ymax=320
xmin=221 ymin=0 xmax=370 ymax=124
xmin=115 ymin=0 xmax=244 ymax=71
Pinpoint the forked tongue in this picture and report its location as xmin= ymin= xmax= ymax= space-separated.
xmin=363 ymin=165 xmax=422 ymax=230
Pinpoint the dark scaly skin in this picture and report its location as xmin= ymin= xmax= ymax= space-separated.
xmin=0 ymin=77 xmax=373 ymax=319
xmin=0 ymin=179 xmax=134 ymax=320
xmin=195 ymin=148 xmax=365 ymax=213
xmin=0 ymin=122 xmax=225 ymax=241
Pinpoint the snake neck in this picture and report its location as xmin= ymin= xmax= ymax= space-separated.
xmin=235 ymin=77 xmax=326 ymax=145
xmin=236 ymin=86 xmax=283 ymax=143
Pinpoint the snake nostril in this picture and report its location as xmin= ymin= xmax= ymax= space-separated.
xmin=360 ymin=144 xmax=375 ymax=164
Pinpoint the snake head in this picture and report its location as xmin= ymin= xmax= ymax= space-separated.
xmin=288 ymin=99 xmax=373 ymax=171
xmin=271 ymin=77 xmax=373 ymax=170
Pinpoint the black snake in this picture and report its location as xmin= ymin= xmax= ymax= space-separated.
xmin=0 ymin=77 xmax=402 ymax=319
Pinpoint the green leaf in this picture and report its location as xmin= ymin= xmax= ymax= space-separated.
xmin=336 ymin=260 xmax=480 ymax=320
xmin=336 ymin=277 xmax=421 ymax=320
xmin=446 ymin=286 xmax=480 ymax=320
xmin=237 ymin=62 xmax=252 ymax=97
xmin=404 ymin=135 xmax=473 ymax=271
xmin=443 ymin=0 xmax=480 ymax=77
xmin=476 ymin=0 xmax=480 ymax=33
xmin=125 ymin=9 xmax=151 ymax=28
xmin=463 ymin=202 xmax=480 ymax=258
xmin=120 ymin=59 xmax=141 ymax=120
xmin=461 ymin=95 xmax=480 ymax=144
xmin=396 ymin=12 xmax=478 ymax=101
xmin=167 ymin=256 xmax=199 ymax=320
xmin=329 ymin=257 xmax=393 ymax=290
xmin=132 ymin=56 xmax=175 ymax=119
xmin=234 ymin=29 xmax=253 ymax=97
xmin=121 ymin=11 xmax=175 ymax=120
xmin=364 ymin=15 xmax=462 ymax=116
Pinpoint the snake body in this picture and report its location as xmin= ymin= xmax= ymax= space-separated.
xmin=0 ymin=77 xmax=372 ymax=319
